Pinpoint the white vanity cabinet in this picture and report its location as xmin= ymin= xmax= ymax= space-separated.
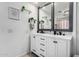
xmin=31 ymin=34 xmax=47 ymax=57
xmin=31 ymin=33 xmax=72 ymax=57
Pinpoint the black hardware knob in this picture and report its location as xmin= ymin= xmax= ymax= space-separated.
xmin=53 ymin=41 xmax=57 ymax=43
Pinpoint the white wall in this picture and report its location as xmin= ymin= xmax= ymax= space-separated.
xmin=72 ymin=2 xmax=77 ymax=55
xmin=71 ymin=2 xmax=79 ymax=55
xmin=0 ymin=2 xmax=37 ymax=57
xmin=76 ymin=2 xmax=79 ymax=55
xmin=27 ymin=3 xmax=37 ymax=33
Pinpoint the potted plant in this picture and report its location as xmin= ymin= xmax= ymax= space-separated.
xmin=28 ymin=17 xmax=36 ymax=30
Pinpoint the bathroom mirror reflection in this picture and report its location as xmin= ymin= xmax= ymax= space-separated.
xmin=39 ymin=3 xmax=53 ymax=30
xmin=54 ymin=2 xmax=69 ymax=30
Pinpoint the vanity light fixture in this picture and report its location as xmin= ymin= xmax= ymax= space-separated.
xmin=21 ymin=6 xmax=32 ymax=14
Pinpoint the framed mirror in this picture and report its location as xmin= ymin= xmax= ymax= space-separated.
xmin=38 ymin=3 xmax=54 ymax=32
xmin=37 ymin=2 xmax=73 ymax=32
xmin=53 ymin=2 xmax=73 ymax=32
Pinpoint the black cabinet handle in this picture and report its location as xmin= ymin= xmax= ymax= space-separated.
xmin=40 ymin=43 xmax=45 ymax=46
xmin=40 ymin=48 xmax=45 ymax=52
xmin=40 ymin=54 xmax=45 ymax=57
xmin=40 ymin=38 xmax=45 ymax=40
xmin=33 ymin=36 xmax=35 ymax=38
xmin=53 ymin=41 xmax=57 ymax=43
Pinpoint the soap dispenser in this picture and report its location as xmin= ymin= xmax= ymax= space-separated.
xmin=54 ymin=31 xmax=56 ymax=35
xmin=59 ymin=31 xmax=62 ymax=35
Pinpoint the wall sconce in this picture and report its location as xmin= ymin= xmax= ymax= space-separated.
xmin=21 ymin=6 xmax=25 ymax=12
xmin=21 ymin=6 xmax=32 ymax=14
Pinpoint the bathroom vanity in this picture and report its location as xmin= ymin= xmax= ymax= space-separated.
xmin=31 ymin=33 xmax=72 ymax=57
xmin=31 ymin=2 xmax=73 ymax=57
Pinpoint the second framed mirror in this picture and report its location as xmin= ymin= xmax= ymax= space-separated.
xmin=53 ymin=2 xmax=73 ymax=32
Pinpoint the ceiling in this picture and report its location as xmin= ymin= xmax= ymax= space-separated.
xmin=40 ymin=3 xmax=53 ymax=16
xmin=29 ymin=2 xmax=69 ymax=18
xmin=29 ymin=2 xmax=48 ymax=7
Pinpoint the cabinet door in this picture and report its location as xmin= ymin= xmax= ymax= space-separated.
xmin=57 ymin=39 xmax=67 ymax=57
xmin=47 ymin=38 xmax=56 ymax=57
xmin=36 ymin=35 xmax=41 ymax=56
xmin=31 ymin=35 xmax=36 ymax=53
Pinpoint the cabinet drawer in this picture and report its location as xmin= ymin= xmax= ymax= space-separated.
xmin=32 ymin=49 xmax=36 ymax=52
xmin=40 ymin=37 xmax=45 ymax=40
xmin=40 ymin=48 xmax=46 ymax=52
xmin=39 ymin=37 xmax=46 ymax=43
xmin=40 ymin=54 xmax=45 ymax=57
xmin=39 ymin=48 xmax=46 ymax=57
xmin=40 ymin=43 xmax=46 ymax=49
xmin=40 ymin=43 xmax=45 ymax=46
